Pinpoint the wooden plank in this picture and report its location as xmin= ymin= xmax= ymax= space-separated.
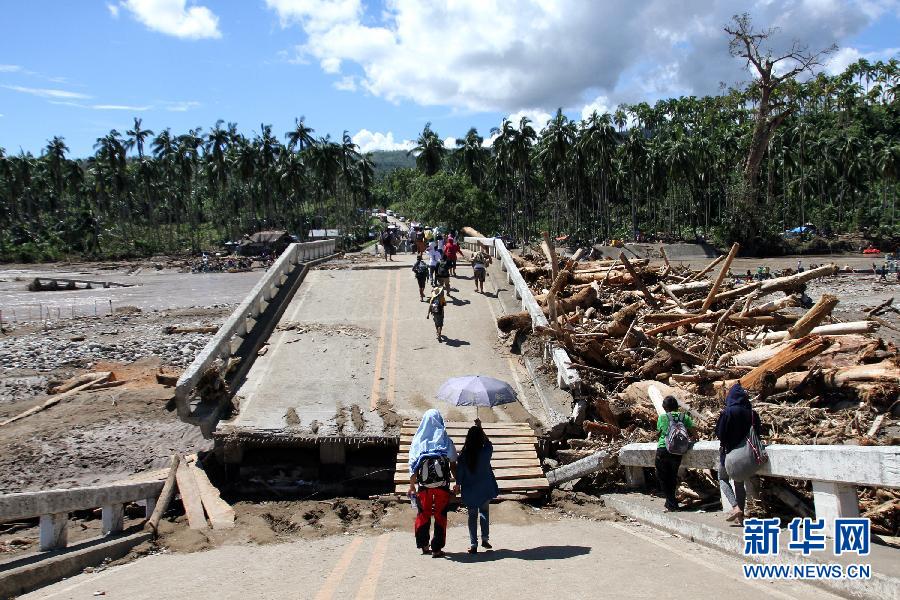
xmin=393 ymin=467 xmax=543 ymax=484
xmin=401 ymin=421 xmax=532 ymax=429
xmin=394 ymin=458 xmax=539 ymax=470
xmin=187 ymin=460 xmax=234 ymax=530
xmin=397 ymin=451 xmax=538 ymax=462
xmin=400 ymin=436 xmax=536 ymax=446
xmin=394 ymin=477 xmax=548 ymax=494
xmin=175 ymin=463 xmax=209 ymax=530
xmin=400 ymin=427 xmax=533 ymax=436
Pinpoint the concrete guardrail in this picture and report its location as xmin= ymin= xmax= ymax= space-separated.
xmin=174 ymin=240 xmax=336 ymax=418
xmin=462 ymin=236 xmax=580 ymax=392
xmin=617 ymin=440 xmax=900 ymax=535
xmin=0 ymin=481 xmax=164 ymax=551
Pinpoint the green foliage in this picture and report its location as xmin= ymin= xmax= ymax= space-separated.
xmin=388 ymin=171 xmax=496 ymax=232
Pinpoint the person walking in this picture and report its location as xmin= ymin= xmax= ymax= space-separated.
xmin=435 ymin=251 xmax=452 ymax=296
xmin=654 ymin=395 xmax=695 ymax=511
xmin=415 ymin=226 xmax=426 ymax=254
xmin=456 ymin=421 xmax=499 ymax=553
xmin=381 ymin=228 xmax=395 ymax=262
xmin=412 ymin=254 xmax=429 ymax=301
xmin=427 ymin=241 xmax=441 ymax=286
xmin=471 ymin=245 xmax=492 ymax=293
xmin=715 ymin=383 xmax=762 ymax=525
xmin=426 ymin=286 xmax=447 ymax=341
xmin=408 ymin=409 xmax=457 ymax=558
xmin=443 ymin=235 xmax=464 ymax=276
xmin=407 ymin=226 xmax=416 ymax=254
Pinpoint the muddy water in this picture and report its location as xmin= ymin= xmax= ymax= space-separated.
xmin=0 ymin=265 xmax=262 ymax=322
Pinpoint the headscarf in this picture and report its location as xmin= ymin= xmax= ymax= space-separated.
xmin=408 ymin=409 xmax=452 ymax=473
xmin=715 ymin=383 xmax=757 ymax=453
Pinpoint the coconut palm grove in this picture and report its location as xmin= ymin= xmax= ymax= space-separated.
xmin=1 ymin=17 xmax=898 ymax=261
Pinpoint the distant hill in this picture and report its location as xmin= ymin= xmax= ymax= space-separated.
xmin=371 ymin=150 xmax=416 ymax=177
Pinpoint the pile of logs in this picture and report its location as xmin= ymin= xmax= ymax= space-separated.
xmin=499 ymin=237 xmax=899 ymax=535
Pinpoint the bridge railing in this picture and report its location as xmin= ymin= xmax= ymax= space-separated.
xmin=174 ymin=240 xmax=336 ymax=418
xmin=616 ymin=441 xmax=899 ymax=535
xmin=462 ymin=237 xmax=580 ymax=392
xmin=0 ymin=481 xmax=164 ymax=550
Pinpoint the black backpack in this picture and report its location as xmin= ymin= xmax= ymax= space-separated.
xmin=430 ymin=296 xmax=442 ymax=314
xmin=436 ymin=259 xmax=450 ymax=278
xmin=413 ymin=262 xmax=428 ymax=277
xmin=416 ymin=455 xmax=451 ymax=488
xmin=665 ymin=412 xmax=692 ymax=455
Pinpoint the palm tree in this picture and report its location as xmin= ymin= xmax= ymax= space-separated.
xmin=285 ymin=117 xmax=316 ymax=153
xmin=409 ymin=123 xmax=445 ymax=176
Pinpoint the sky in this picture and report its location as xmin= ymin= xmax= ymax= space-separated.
xmin=0 ymin=0 xmax=898 ymax=157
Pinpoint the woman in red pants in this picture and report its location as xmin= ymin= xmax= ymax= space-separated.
xmin=408 ymin=409 xmax=458 ymax=558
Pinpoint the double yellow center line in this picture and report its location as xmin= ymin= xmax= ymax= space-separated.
xmin=369 ymin=269 xmax=402 ymax=409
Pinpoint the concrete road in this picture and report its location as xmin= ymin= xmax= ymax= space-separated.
xmin=23 ymin=518 xmax=843 ymax=600
xmin=221 ymin=253 xmax=540 ymax=440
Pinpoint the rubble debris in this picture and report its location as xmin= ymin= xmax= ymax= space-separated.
xmin=501 ymin=244 xmax=898 ymax=527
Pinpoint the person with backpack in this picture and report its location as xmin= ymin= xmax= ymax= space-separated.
xmin=471 ymin=246 xmax=492 ymax=293
xmin=381 ymin=228 xmax=395 ymax=262
xmin=715 ymin=383 xmax=763 ymax=526
xmin=654 ymin=395 xmax=695 ymax=511
xmin=414 ymin=226 xmax=426 ymax=254
xmin=435 ymin=251 xmax=453 ymax=296
xmin=412 ymin=254 xmax=429 ymax=301
xmin=456 ymin=420 xmax=499 ymax=554
xmin=407 ymin=409 xmax=458 ymax=558
xmin=426 ymin=286 xmax=446 ymax=341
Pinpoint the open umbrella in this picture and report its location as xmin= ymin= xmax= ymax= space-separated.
xmin=437 ymin=375 xmax=517 ymax=419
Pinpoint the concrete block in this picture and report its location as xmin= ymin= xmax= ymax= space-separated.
xmin=39 ymin=513 xmax=68 ymax=551
xmin=812 ymin=481 xmax=860 ymax=536
xmin=101 ymin=504 xmax=124 ymax=535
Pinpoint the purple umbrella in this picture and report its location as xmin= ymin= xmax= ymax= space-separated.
xmin=437 ymin=375 xmax=517 ymax=418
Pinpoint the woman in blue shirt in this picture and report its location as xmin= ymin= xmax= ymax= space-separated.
xmin=456 ymin=421 xmax=499 ymax=553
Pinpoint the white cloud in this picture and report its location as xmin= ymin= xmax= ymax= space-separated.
xmin=121 ymin=0 xmax=221 ymax=39
xmin=581 ymin=95 xmax=613 ymax=120
xmin=508 ymin=109 xmax=552 ymax=131
xmin=826 ymin=46 xmax=900 ymax=74
xmin=91 ymin=104 xmax=151 ymax=111
xmin=351 ymin=129 xmax=414 ymax=153
xmin=165 ymin=100 xmax=201 ymax=111
xmin=334 ymin=76 xmax=357 ymax=92
xmin=443 ymin=137 xmax=457 ymax=149
xmin=107 ymin=3 xmax=120 ymax=18
xmin=0 ymin=64 xmax=22 ymax=73
xmin=4 ymin=85 xmax=91 ymax=100
xmin=268 ymin=0 xmax=888 ymax=115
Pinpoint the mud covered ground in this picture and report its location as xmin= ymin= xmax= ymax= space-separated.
xmin=0 ymin=490 xmax=619 ymax=561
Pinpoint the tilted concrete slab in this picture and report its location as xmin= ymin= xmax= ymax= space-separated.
xmin=215 ymin=254 xmax=540 ymax=449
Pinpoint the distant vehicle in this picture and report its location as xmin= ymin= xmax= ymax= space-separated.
xmin=399 ymin=216 xmax=407 ymax=222
xmin=386 ymin=209 xmax=395 ymax=216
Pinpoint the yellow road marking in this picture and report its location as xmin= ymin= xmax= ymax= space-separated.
xmin=386 ymin=269 xmax=402 ymax=404
xmin=369 ymin=271 xmax=393 ymax=409
xmin=354 ymin=533 xmax=391 ymax=600
xmin=314 ymin=536 xmax=364 ymax=600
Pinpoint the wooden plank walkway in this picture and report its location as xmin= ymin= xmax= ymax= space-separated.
xmin=394 ymin=421 xmax=549 ymax=500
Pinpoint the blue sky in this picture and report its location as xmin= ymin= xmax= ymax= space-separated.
xmin=1 ymin=0 xmax=898 ymax=157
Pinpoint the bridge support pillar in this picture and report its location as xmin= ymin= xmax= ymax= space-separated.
xmin=812 ymin=481 xmax=859 ymax=536
xmin=39 ymin=513 xmax=68 ymax=551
